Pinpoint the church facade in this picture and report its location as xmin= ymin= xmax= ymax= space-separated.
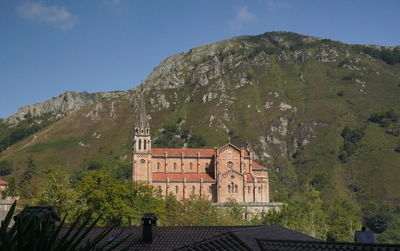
xmin=132 ymin=100 xmax=269 ymax=203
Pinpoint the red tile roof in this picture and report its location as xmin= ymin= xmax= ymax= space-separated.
xmin=0 ymin=179 xmax=8 ymax=185
xmin=152 ymin=172 xmax=215 ymax=181
xmin=151 ymin=148 xmax=215 ymax=156
xmin=252 ymin=162 xmax=265 ymax=168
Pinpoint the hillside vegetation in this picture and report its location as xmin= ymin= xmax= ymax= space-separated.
xmin=1 ymin=31 xmax=400 ymax=242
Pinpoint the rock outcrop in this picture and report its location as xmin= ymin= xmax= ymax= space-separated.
xmin=6 ymin=91 xmax=126 ymax=125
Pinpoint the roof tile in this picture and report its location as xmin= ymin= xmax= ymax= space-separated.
xmin=152 ymin=173 xmax=215 ymax=181
xmin=257 ymin=239 xmax=400 ymax=251
xmin=151 ymin=148 xmax=215 ymax=156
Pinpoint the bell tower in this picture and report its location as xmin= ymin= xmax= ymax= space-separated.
xmin=134 ymin=96 xmax=151 ymax=153
xmin=132 ymin=95 xmax=152 ymax=182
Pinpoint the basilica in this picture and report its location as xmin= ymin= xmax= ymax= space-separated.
xmin=132 ymin=100 xmax=269 ymax=203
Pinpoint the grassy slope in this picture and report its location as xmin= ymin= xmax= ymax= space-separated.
xmin=1 ymin=32 xmax=400 ymax=212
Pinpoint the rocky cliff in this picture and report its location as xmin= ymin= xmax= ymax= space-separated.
xmin=5 ymin=91 xmax=127 ymax=125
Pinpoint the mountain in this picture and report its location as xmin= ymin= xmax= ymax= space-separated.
xmin=1 ymin=31 xmax=400 ymax=215
xmin=5 ymin=90 xmax=126 ymax=125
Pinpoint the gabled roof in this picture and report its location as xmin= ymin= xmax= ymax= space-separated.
xmin=256 ymin=239 xmax=400 ymax=251
xmin=66 ymin=226 xmax=258 ymax=251
xmin=67 ymin=225 xmax=319 ymax=251
xmin=0 ymin=179 xmax=8 ymax=185
xmin=151 ymin=148 xmax=215 ymax=156
xmin=216 ymin=143 xmax=251 ymax=157
xmin=152 ymin=173 xmax=215 ymax=181
xmin=220 ymin=169 xmax=244 ymax=179
xmin=217 ymin=143 xmax=242 ymax=154
xmin=175 ymin=226 xmax=319 ymax=251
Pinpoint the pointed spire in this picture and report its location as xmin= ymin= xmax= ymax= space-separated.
xmin=135 ymin=93 xmax=149 ymax=129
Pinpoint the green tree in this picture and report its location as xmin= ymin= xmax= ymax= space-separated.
xmin=153 ymin=124 xmax=184 ymax=148
xmin=261 ymin=188 xmax=328 ymax=239
xmin=223 ymin=199 xmax=246 ymax=225
xmin=161 ymin=195 xmax=244 ymax=226
xmin=339 ymin=126 xmax=364 ymax=162
xmin=76 ymin=170 xmax=163 ymax=226
xmin=363 ymin=203 xmax=393 ymax=234
xmin=36 ymin=169 xmax=79 ymax=222
xmin=187 ymin=135 xmax=206 ymax=148
xmin=324 ymin=199 xmax=361 ymax=241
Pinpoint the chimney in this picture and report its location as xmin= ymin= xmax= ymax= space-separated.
xmin=355 ymin=226 xmax=375 ymax=243
xmin=142 ymin=213 xmax=158 ymax=243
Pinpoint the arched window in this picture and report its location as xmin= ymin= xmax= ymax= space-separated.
xmin=228 ymin=185 xmax=231 ymax=193
xmin=258 ymin=187 xmax=261 ymax=194
xmin=144 ymin=140 xmax=147 ymax=150
xmin=248 ymin=186 xmax=251 ymax=194
xmin=234 ymin=185 xmax=238 ymax=193
xmin=192 ymin=186 xmax=195 ymax=194
xmin=135 ymin=128 xmax=139 ymax=134
xmin=157 ymin=162 xmax=160 ymax=171
xmin=174 ymin=162 xmax=177 ymax=171
xmin=138 ymin=139 xmax=142 ymax=150
xmin=190 ymin=163 xmax=193 ymax=171
xmin=146 ymin=129 xmax=149 ymax=134
xmin=175 ymin=186 xmax=179 ymax=194
xmin=227 ymin=161 xmax=233 ymax=169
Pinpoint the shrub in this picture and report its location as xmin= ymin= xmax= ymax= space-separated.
xmin=339 ymin=126 xmax=364 ymax=163
xmin=0 ymin=160 xmax=12 ymax=176
xmin=187 ymin=135 xmax=206 ymax=148
xmin=87 ymin=161 xmax=103 ymax=171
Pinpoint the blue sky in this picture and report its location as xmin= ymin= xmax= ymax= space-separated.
xmin=0 ymin=0 xmax=399 ymax=118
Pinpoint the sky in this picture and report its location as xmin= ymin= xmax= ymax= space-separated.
xmin=0 ymin=0 xmax=399 ymax=118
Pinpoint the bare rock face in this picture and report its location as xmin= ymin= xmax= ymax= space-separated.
xmin=316 ymin=46 xmax=339 ymax=62
xmin=6 ymin=91 xmax=126 ymax=125
xmin=294 ymin=49 xmax=310 ymax=62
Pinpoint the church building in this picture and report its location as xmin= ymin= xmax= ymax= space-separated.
xmin=132 ymin=99 xmax=269 ymax=203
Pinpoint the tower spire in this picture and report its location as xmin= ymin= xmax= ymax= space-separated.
xmin=132 ymin=92 xmax=152 ymax=183
xmin=135 ymin=94 xmax=149 ymax=129
xmin=133 ymin=93 xmax=151 ymax=153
